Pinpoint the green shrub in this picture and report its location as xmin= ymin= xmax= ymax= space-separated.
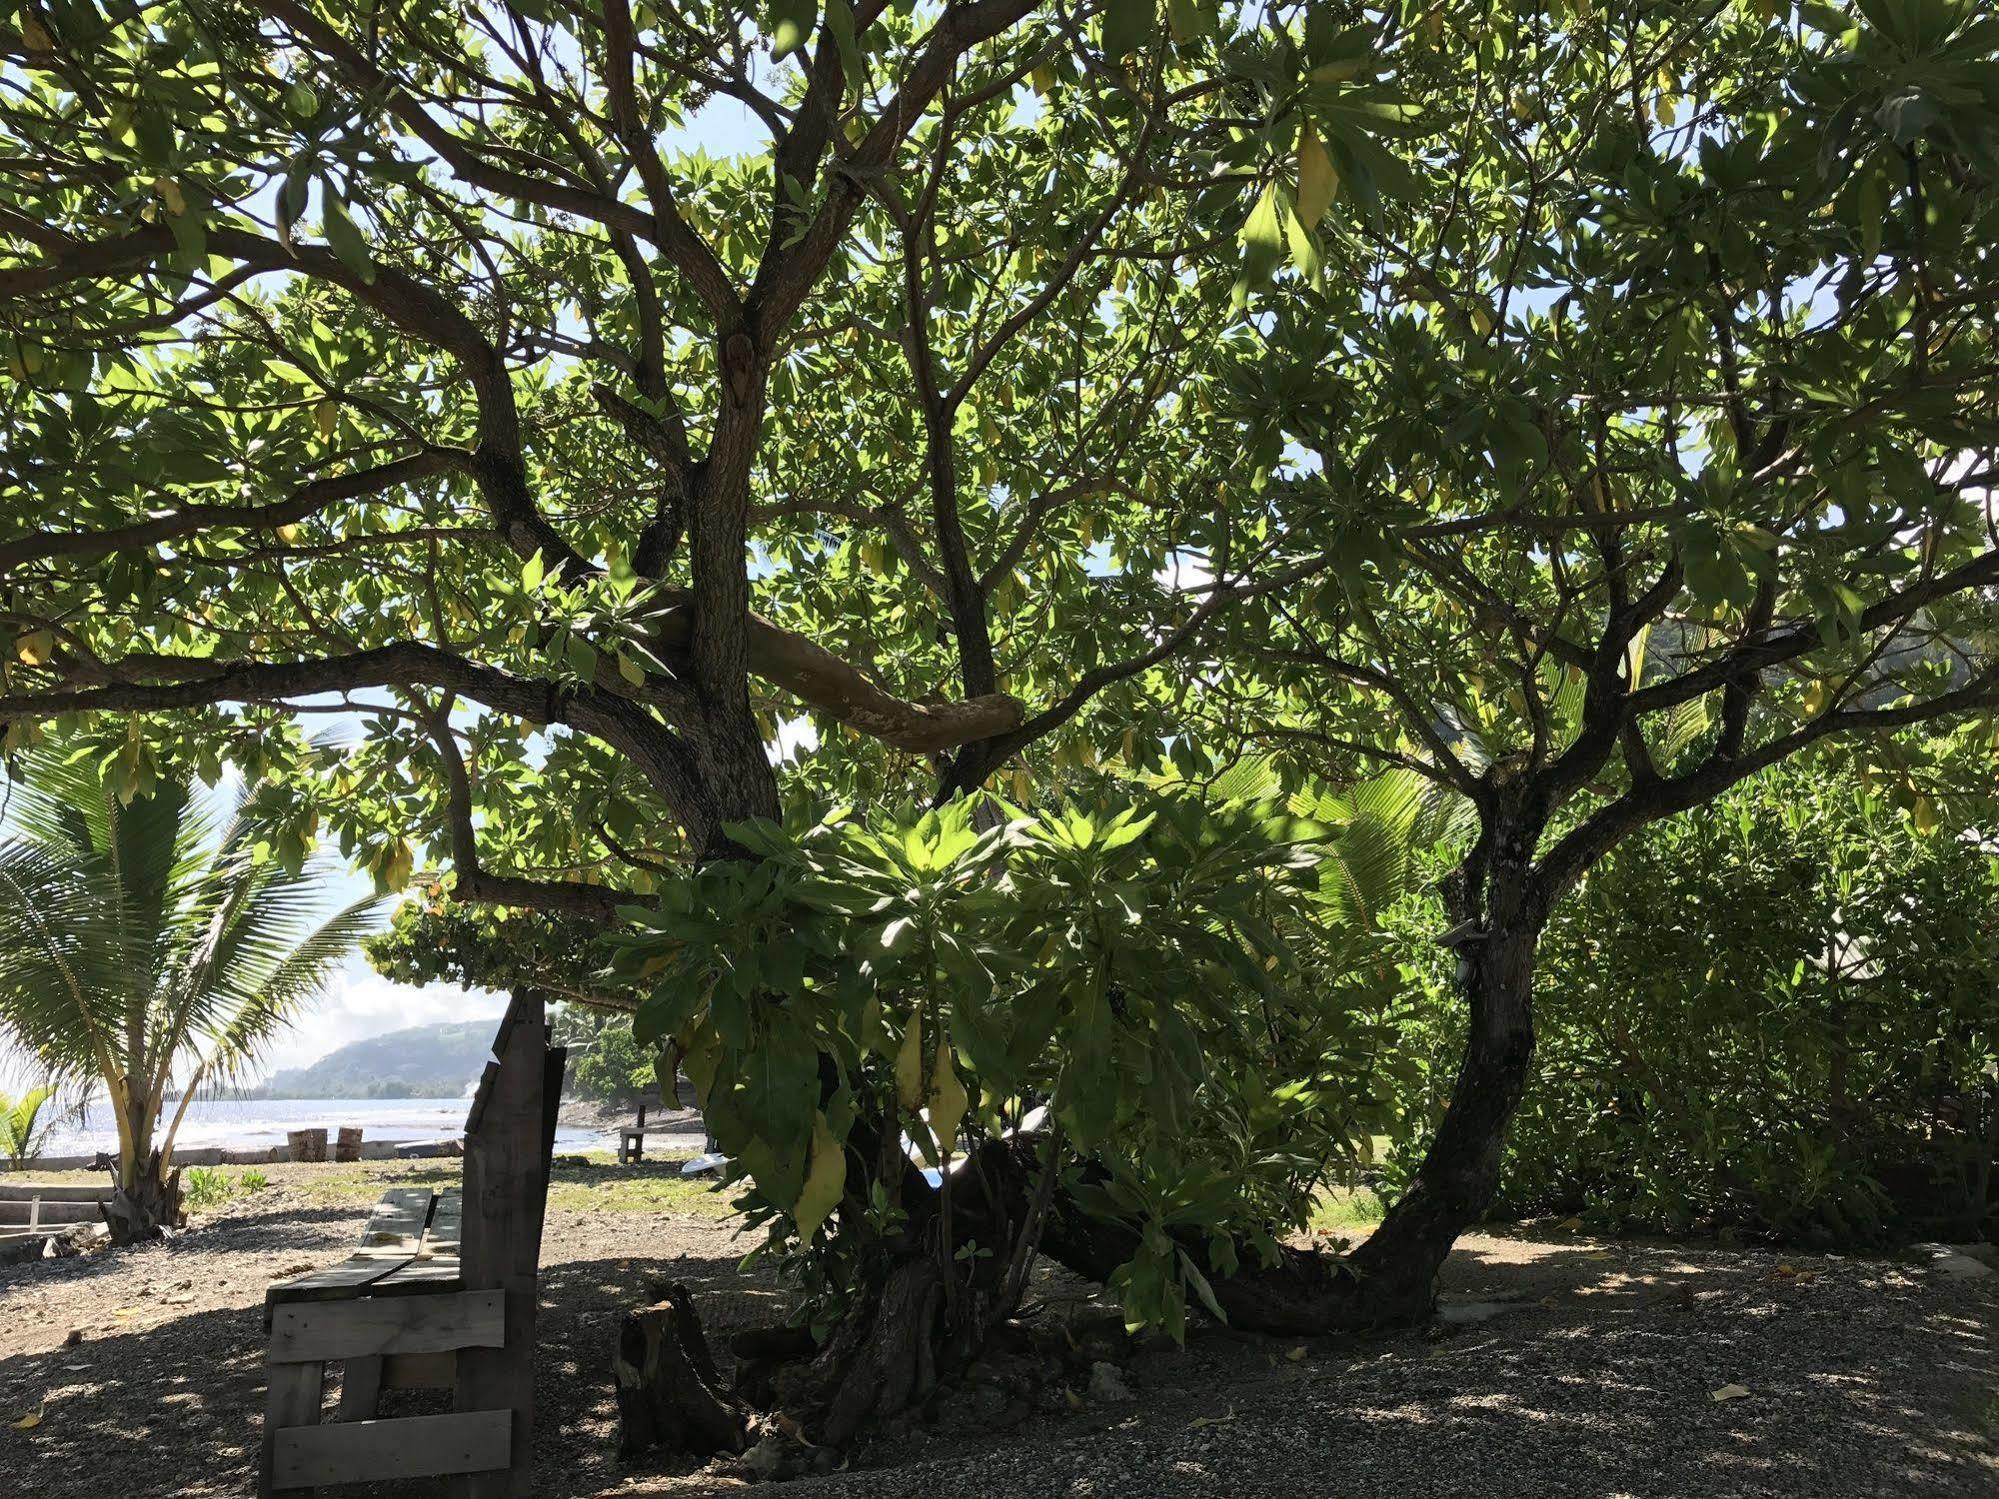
xmin=1388 ymin=758 xmax=1999 ymax=1246
xmin=183 ymin=1166 xmax=231 ymax=1211
xmin=183 ymin=1166 xmax=269 ymax=1211
xmin=0 ymin=1084 xmax=56 ymax=1168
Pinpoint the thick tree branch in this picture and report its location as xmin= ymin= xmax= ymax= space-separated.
xmin=0 ymin=451 xmax=464 ymax=570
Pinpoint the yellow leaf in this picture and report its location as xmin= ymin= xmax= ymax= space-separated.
xmin=681 ymin=1022 xmax=722 ymax=1109
xmin=1285 ymin=1345 xmax=1307 ymax=1362
xmin=154 ymin=175 xmax=187 ymax=216
xmin=1912 ymin=796 xmax=1939 ymax=835
xmin=793 ymin=1111 xmax=846 ymax=1241
xmin=14 ymin=630 xmax=54 ymax=667
xmin=21 ymin=15 xmax=53 ymax=50
xmin=314 ymin=397 xmax=338 ymax=441
xmin=1296 ymin=124 xmax=1338 ymax=225
xmin=11 ymin=1408 xmax=42 ymax=1430
xmin=380 ymin=840 xmax=413 ymax=891
xmin=1307 ymin=59 xmax=1365 ymax=84
xmin=894 ymin=1014 xmax=925 ymax=1112
xmin=925 ymin=1036 xmax=968 ymax=1161
xmin=1710 ymin=1383 xmax=1751 ymax=1402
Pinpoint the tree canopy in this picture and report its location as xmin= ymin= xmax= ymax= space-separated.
xmin=3 ymin=0 xmax=1997 ymax=1446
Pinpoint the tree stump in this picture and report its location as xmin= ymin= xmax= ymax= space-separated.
xmin=334 ymin=1126 xmax=363 ymax=1163
xmin=286 ymin=1128 xmax=327 ymax=1163
xmin=613 ymin=1284 xmax=748 ymax=1459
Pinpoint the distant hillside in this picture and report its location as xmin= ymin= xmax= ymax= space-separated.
xmin=255 ymin=1022 xmax=493 ymax=1099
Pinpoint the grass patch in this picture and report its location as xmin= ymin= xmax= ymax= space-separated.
xmin=265 ymin=1157 xmax=732 ymax=1219
xmin=1309 ymin=1186 xmax=1388 ymax=1235
xmin=183 ymin=1165 xmax=271 ymax=1211
xmin=546 ymin=1165 xmax=733 ymax=1218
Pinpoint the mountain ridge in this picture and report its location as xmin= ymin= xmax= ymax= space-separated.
xmin=248 ymin=1021 xmax=494 ymax=1099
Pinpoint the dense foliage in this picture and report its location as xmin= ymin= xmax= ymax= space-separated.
xmin=1388 ymin=747 xmax=1999 ymax=1245
xmin=604 ymin=778 xmax=1432 ymax=1336
xmin=3 ymin=0 xmax=1997 ymax=1441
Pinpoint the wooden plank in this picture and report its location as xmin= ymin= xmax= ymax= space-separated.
xmin=267 ymin=1254 xmax=414 ymax=1301
xmin=464 ymin=1060 xmax=500 ymax=1139
xmin=383 ymin=1349 xmax=457 ymax=1389
xmin=0 ymin=1182 xmax=111 ymax=1203
xmin=271 ymin=1409 xmax=510 ymax=1488
xmin=337 ymin=1356 xmax=382 ymax=1422
xmin=0 ymin=1199 xmax=99 ymax=1225
xmin=357 ymin=1186 xmax=436 ymax=1251
xmin=269 ymin=1290 xmax=504 ymax=1363
xmin=459 ymin=989 xmax=557 ymax=1499
xmin=368 ymin=1259 xmax=463 ymax=1294
xmin=259 ymin=1359 xmax=325 ymax=1497
xmin=422 ymin=1190 xmax=463 ymax=1255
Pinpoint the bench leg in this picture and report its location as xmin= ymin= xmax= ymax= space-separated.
xmin=261 ymin=1359 xmax=325 ymax=1497
xmin=338 ymin=1356 xmax=383 ymax=1421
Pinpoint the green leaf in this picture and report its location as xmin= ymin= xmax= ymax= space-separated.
xmin=321 ymin=193 xmax=377 ymax=285
xmin=769 ymin=0 xmax=816 ymax=60
xmin=1102 ymin=0 xmax=1155 ymax=59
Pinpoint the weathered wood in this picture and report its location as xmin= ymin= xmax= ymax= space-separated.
xmin=369 ymin=1258 xmax=464 ymax=1294
xmin=383 ymin=1349 xmax=457 ymax=1389
xmin=358 ymin=1186 xmax=437 ymax=1250
xmin=271 ymin=1410 xmax=510 ymax=1488
xmin=613 ymin=1286 xmax=749 ymax=1459
xmin=269 ymin=1290 xmax=504 ymax=1363
xmin=337 ymin=1356 xmax=382 ymax=1421
xmin=0 ymin=1182 xmax=109 ymax=1203
xmin=286 ymin=1128 xmax=328 ymax=1164
xmin=259 ymin=1358 xmax=325 ymax=1497
xmin=0 ymin=1198 xmax=100 ymax=1225
xmin=265 ymin=1257 xmax=415 ymax=1325
xmin=457 ymin=989 xmax=560 ymax=1499
xmin=334 ymin=1126 xmax=364 ymax=1163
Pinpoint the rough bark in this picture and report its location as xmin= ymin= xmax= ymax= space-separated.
xmin=613 ymin=1284 xmax=750 ymax=1460
xmin=102 ymin=1151 xmax=184 ymax=1244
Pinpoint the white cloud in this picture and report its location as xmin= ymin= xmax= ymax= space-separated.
xmin=251 ymin=953 xmax=508 ymax=1079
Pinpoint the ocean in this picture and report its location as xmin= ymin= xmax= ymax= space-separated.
xmin=38 ymin=1096 xmax=611 ymax=1156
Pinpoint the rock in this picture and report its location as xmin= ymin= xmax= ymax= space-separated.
xmin=1087 ymin=1360 xmax=1135 ymax=1403
xmin=744 ymin=1435 xmax=790 ymax=1480
xmin=1437 ymin=1297 xmax=1526 ymax=1325
xmin=1911 ymin=1243 xmax=1994 ymax=1280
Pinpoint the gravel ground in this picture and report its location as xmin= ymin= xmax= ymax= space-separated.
xmin=1 ymin=1164 xmax=1992 ymax=1499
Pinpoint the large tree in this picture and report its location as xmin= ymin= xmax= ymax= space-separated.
xmin=1171 ymin=0 xmax=1999 ymax=1327
xmin=0 ymin=0 xmax=1381 ymax=1434
xmin=7 ymin=0 xmax=1999 ymax=1448
xmin=0 ymin=0 xmax=1367 ymax=877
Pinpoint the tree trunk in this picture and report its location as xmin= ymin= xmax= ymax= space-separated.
xmin=614 ymin=1285 xmax=749 ymax=1460
xmin=103 ymin=1149 xmax=183 ymax=1244
xmin=1031 ymin=811 xmax=1550 ymax=1335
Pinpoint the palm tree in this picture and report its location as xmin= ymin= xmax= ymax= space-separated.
xmin=0 ymin=753 xmax=376 ymax=1240
xmin=0 ymin=1083 xmax=57 ymax=1169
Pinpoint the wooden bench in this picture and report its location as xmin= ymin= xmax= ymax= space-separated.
xmin=259 ymin=990 xmax=564 ymax=1496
